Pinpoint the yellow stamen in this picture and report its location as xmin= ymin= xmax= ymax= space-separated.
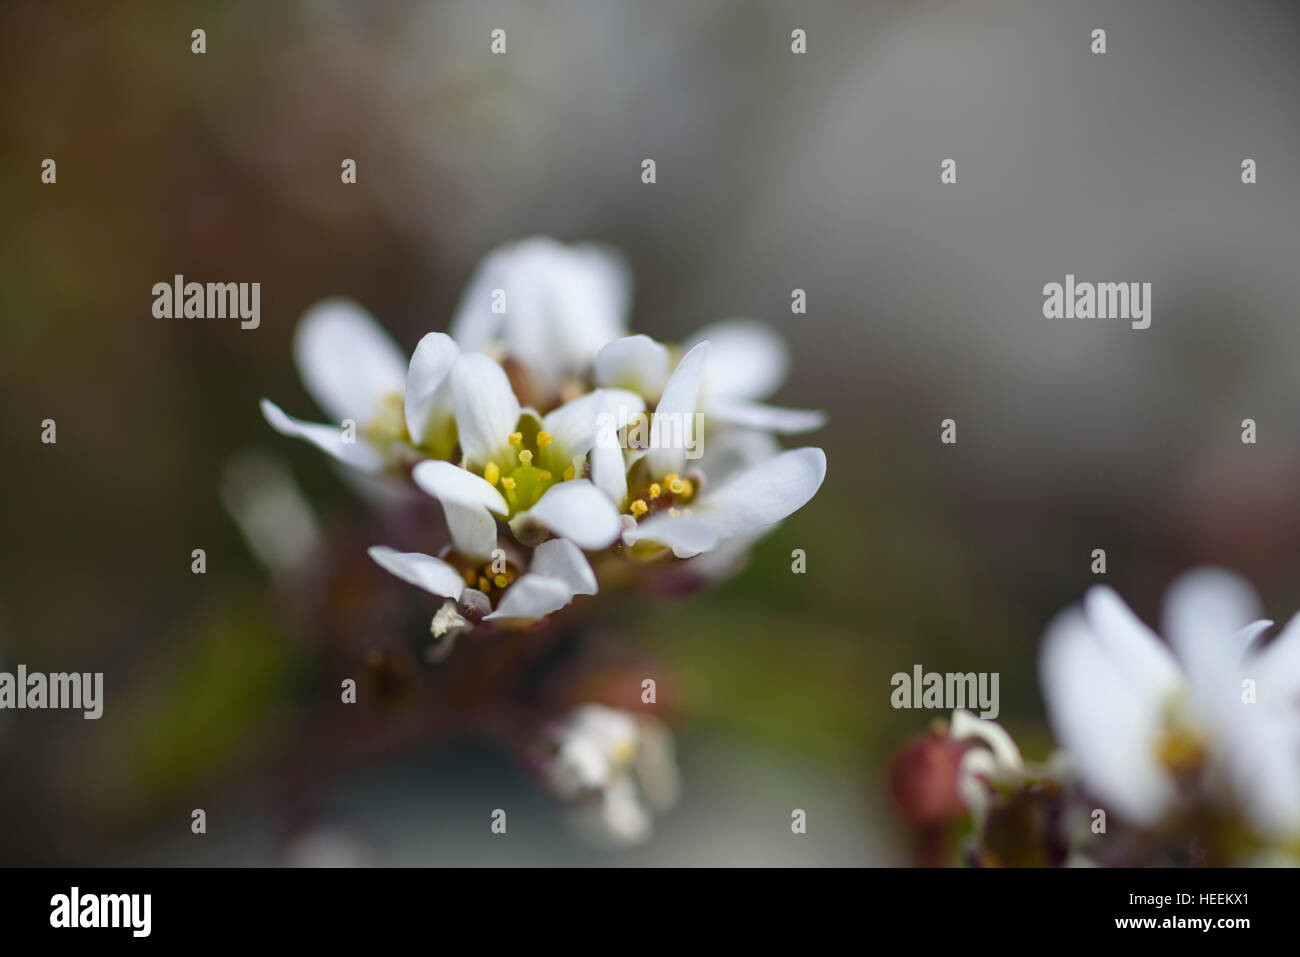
xmin=483 ymin=461 xmax=500 ymax=486
xmin=648 ymin=483 xmax=661 ymax=499
xmin=518 ymin=449 xmax=533 ymax=466
xmin=463 ymin=570 xmax=477 ymax=585
xmin=477 ymin=576 xmax=490 ymax=592
xmin=563 ymin=466 xmax=575 ymax=481
xmin=508 ymin=432 xmax=523 ymax=446
xmin=664 ymin=473 xmax=678 ymax=484
xmin=680 ymin=479 xmax=693 ymax=497
xmin=630 ymin=499 xmax=648 ymax=517
xmin=494 ymin=574 xmax=509 ymax=589
xmin=668 ymin=507 xmax=680 ymax=517
xmin=537 ymin=431 xmax=553 ymax=448
xmin=501 ymin=477 xmax=517 ymax=490
xmin=668 ymin=477 xmax=686 ymax=495
xmin=536 ymin=470 xmax=552 ymax=482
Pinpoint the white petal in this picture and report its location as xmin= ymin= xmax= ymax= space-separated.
xmin=260 ymin=398 xmax=386 ymax=471
xmin=589 ymin=389 xmax=648 ymax=505
xmin=957 ymin=748 xmax=997 ymax=824
xmin=293 ymin=298 xmax=407 ymax=424
xmin=622 ymin=514 xmax=719 ymax=559
xmin=485 ymin=573 xmax=575 ymax=620
xmin=687 ymin=318 xmax=789 ymax=401
xmin=949 ymin=710 xmax=1022 ymax=773
xmin=1215 ymin=704 xmax=1300 ymax=837
xmin=595 ymin=335 xmax=671 ymax=399
xmin=542 ymin=388 xmax=644 ymax=463
xmin=591 ymin=441 xmax=628 ymax=507
xmin=593 ymin=776 xmax=652 ymax=845
xmin=404 ymin=332 xmax=459 ymax=447
xmin=450 ymin=352 xmax=521 ymax=470
xmin=529 ymin=538 xmax=597 ymax=596
xmin=705 ymin=397 xmax=826 ymax=435
xmin=647 ymin=340 xmax=710 ymax=478
xmin=447 ymin=247 xmax=511 ymax=353
xmin=1162 ymin=567 xmax=1259 ymax=690
xmin=695 ymin=447 xmax=826 ymax=541
xmin=411 ymin=460 xmax=508 ymax=515
xmin=536 ymin=241 xmax=631 ymax=373
xmin=367 ymin=546 xmax=465 ymax=600
xmin=526 ymin=480 xmax=622 ymax=550
xmin=694 ymin=428 xmax=780 ymax=486
xmin=441 ymin=501 xmax=498 ymax=561
xmin=1082 ymin=586 xmax=1182 ymax=703
xmin=1039 ymin=608 xmax=1172 ymax=826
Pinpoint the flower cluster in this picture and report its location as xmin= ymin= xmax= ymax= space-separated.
xmin=259 ymin=238 xmax=826 ymax=845
xmin=262 ymin=237 xmax=827 ymax=647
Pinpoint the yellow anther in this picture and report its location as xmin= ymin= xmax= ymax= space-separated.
xmin=537 ymin=470 xmax=552 ymax=482
xmin=501 ymin=477 xmax=517 ymax=490
xmin=494 ymin=574 xmax=509 ymax=589
xmin=483 ymin=461 xmax=500 ymax=486
xmin=463 ymin=570 xmax=477 ymax=585
xmin=629 ymin=499 xmax=648 ymax=517
xmin=648 ymin=483 xmax=661 ymax=499
xmin=680 ymin=479 xmax=694 ymax=497
xmin=537 ymin=431 xmax=553 ymax=448
xmin=668 ymin=477 xmax=686 ymax=495
xmin=664 ymin=473 xmax=678 ymax=484
xmin=508 ymin=432 xmax=523 ymax=446
xmin=563 ymin=466 xmax=575 ymax=481
xmin=478 ymin=576 xmax=490 ymax=592
xmin=668 ymin=507 xmax=680 ymax=517
xmin=518 ymin=449 xmax=533 ymax=466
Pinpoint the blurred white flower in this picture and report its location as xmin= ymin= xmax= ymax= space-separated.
xmin=261 ymin=299 xmax=412 ymax=471
xmin=1039 ymin=568 xmax=1300 ymax=838
xmin=450 ymin=237 xmax=631 ymax=396
xmin=542 ymin=704 xmax=681 ymax=847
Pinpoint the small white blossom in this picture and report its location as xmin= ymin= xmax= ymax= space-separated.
xmin=369 ymin=536 xmax=598 ymax=641
xmin=1039 ymin=568 xmax=1300 ymax=838
xmin=542 ymin=704 xmax=681 ymax=847
xmin=449 ymin=237 xmax=631 ymax=396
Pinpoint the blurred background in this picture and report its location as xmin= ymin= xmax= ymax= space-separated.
xmin=2 ymin=0 xmax=1300 ymax=865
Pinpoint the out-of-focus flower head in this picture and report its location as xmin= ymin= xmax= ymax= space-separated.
xmin=538 ymin=703 xmax=680 ymax=847
xmin=1039 ymin=568 xmax=1300 ymax=849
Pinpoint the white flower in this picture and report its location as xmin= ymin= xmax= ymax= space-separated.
xmin=594 ymin=320 xmax=825 ymax=434
xmin=592 ymin=340 xmax=827 ymax=560
xmin=542 ymin=704 xmax=681 ymax=847
xmin=411 ymin=351 xmax=639 ymax=557
xmin=1039 ymin=568 xmax=1300 ymax=838
xmin=261 ymin=299 xmax=461 ymax=471
xmin=449 ymin=237 xmax=631 ymax=396
xmin=368 ymin=537 xmax=599 ymax=647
